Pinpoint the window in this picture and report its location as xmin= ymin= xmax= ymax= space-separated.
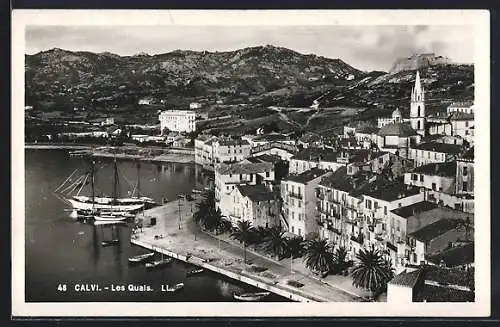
xmin=463 ymin=181 xmax=468 ymax=192
xmin=292 ymin=212 xmax=295 ymax=220
xmin=427 ymin=152 xmax=430 ymax=159
xmin=374 ymin=201 xmax=379 ymax=209
xmin=465 ymin=121 xmax=469 ymax=127
xmin=298 ymin=214 xmax=302 ymax=221
xmin=420 ymin=175 xmax=424 ymax=182
xmin=366 ymin=199 xmax=372 ymax=209
xmin=432 ymin=183 xmax=436 ymax=191
xmin=228 ymin=149 xmax=230 ymax=154
xmin=384 ymin=206 xmax=388 ymax=215
xmin=266 ymin=172 xmax=270 ymax=178
xmin=239 ymin=174 xmax=243 ymax=180
xmin=298 ymin=201 xmax=301 ymax=208
xmin=291 ymin=226 xmax=294 ymax=233
xmin=463 ymin=167 xmax=468 ymax=176
xmin=298 ymin=228 xmax=302 ymax=236
xmin=412 ymin=174 xmax=418 ymax=181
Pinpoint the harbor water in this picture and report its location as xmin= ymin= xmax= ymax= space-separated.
xmin=24 ymin=149 xmax=289 ymax=302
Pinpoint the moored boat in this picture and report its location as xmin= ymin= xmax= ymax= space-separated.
xmin=101 ymin=239 xmax=120 ymax=247
xmin=164 ymin=283 xmax=184 ymax=293
xmin=128 ymin=252 xmax=155 ymax=264
xmin=145 ymin=258 xmax=172 ymax=269
xmin=94 ymin=214 xmax=128 ymax=222
xmin=186 ymin=268 xmax=205 ymax=276
xmin=233 ymin=291 xmax=271 ymax=301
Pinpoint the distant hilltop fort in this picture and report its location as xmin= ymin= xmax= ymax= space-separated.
xmin=390 ymin=53 xmax=451 ymax=74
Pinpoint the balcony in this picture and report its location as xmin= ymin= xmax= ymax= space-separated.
xmin=289 ymin=192 xmax=303 ymax=200
xmin=351 ymin=234 xmax=364 ymax=245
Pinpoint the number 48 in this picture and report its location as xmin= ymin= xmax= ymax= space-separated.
xmin=57 ymin=284 xmax=67 ymax=292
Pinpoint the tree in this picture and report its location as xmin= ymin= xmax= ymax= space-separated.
xmin=263 ymin=226 xmax=289 ymax=260
xmin=230 ymin=220 xmax=255 ymax=264
xmin=458 ymin=216 xmax=473 ymax=242
xmin=332 ymin=246 xmax=349 ymax=275
xmin=303 ymin=238 xmax=335 ymax=276
xmin=351 ymin=247 xmax=395 ymax=298
xmin=287 ymin=236 xmax=305 ymax=259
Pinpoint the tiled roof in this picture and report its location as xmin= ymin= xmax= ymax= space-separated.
xmin=286 ymin=167 xmax=330 ymax=184
xmin=448 ymin=101 xmax=474 ymax=108
xmin=246 ymin=154 xmax=282 ymax=164
xmin=389 ymin=269 xmax=424 ymax=288
xmin=391 ymin=201 xmax=438 ymax=218
xmin=216 ymin=162 xmax=273 ymax=175
xmin=427 ymin=243 xmax=474 ymax=267
xmin=378 ymin=122 xmax=418 ymax=137
xmin=362 ymin=180 xmax=420 ymax=202
xmin=236 ymin=184 xmax=277 ymax=202
xmin=254 ymin=133 xmax=291 ymax=142
xmin=412 ymin=161 xmax=457 ymax=177
xmin=216 ymin=138 xmax=250 ymax=146
xmin=411 ymin=142 xmax=462 ymax=154
xmin=292 ymin=147 xmax=338 ymax=162
xmin=449 ymin=111 xmax=474 ymax=121
xmin=409 ymin=218 xmax=460 ymax=242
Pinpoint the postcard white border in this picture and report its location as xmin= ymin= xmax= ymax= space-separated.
xmin=12 ymin=9 xmax=491 ymax=317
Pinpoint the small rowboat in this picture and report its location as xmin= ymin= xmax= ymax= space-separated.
xmin=186 ymin=268 xmax=204 ymax=276
xmin=128 ymin=252 xmax=155 ymax=264
xmin=233 ymin=291 xmax=271 ymax=301
xmin=145 ymin=258 xmax=172 ymax=269
xmin=192 ymin=189 xmax=203 ymax=194
xmin=164 ymin=283 xmax=184 ymax=293
xmin=101 ymin=239 xmax=120 ymax=247
xmin=94 ymin=215 xmax=128 ymax=222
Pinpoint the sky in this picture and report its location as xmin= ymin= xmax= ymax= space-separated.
xmin=25 ymin=25 xmax=474 ymax=72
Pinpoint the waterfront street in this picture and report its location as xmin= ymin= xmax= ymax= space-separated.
xmin=132 ymin=196 xmax=371 ymax=302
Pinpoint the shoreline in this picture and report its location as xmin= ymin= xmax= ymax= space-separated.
xmin=25 ymin=143 xmax=195 ymax=164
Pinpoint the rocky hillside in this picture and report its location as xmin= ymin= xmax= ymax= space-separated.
xmin=389 ymin=53 xmax=451 ymax=74
xmin=25 ymin=45 xmax=363 ymax=111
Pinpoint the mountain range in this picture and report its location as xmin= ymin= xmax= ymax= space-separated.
xmin=25 ymin=46 xmax=474 ymax=126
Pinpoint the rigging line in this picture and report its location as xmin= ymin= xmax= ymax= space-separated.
xmin=66 ymin=175 xmax=86 ymax=196
xmin=60 ymin=174 xmax=85 ymax=195
xmin=76 ymin=173 xmax=89 ymax=196
xmin=117 ymin=165 xmax=135 ymax=191
xmin=54 ymin=168 xmax=78 ymax=193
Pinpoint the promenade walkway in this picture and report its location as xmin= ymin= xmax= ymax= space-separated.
xmin=131 ymin=196 xmax=372 ymax=302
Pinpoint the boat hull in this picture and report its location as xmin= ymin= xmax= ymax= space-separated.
xmin=233 ymin=292 xmax=270 ymax=301
xmin=68 ymin=198 xmax=144 ymax=212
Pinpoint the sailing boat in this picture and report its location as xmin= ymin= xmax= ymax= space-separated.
xmin=55 ymin=153 xmax=157 ymax=214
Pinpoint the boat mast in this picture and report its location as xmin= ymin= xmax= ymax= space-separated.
xmin=112 ymin=155 xmax=120 ymax=202
xmin=136 ymin=162 xmax=141 ymax=198
xmin=90 ymin=158 xmax=96 ymax=204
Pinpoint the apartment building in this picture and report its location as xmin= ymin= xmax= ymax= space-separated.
xmin=159 ymin=110 xmax=196 ymax=133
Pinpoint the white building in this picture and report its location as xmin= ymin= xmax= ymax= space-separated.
xmin=212 ymin=138 xmax=252 ymax=164
xmin=159 ymin=110 xmax=196 ymax=133
xmin=227 ymin=184 xmax=281 ymax=228
xmin=281 ymin=168 xmax=332 ymax=239
xmin=387 ymin=269 xmax=425 ymax=303
xmin=215 ymin=162 xmax=275 ymax=217
xmin=449 ymin=112 xmax=474 ymax=145
xmin=189 ymin=102 xmax=202 ymax=110
xmin=289 ymin=148 xmax=342 ymax=175
xmin=408 ymin=142 xmax=462 ymax=167
xmin=447 ymin=101 xmax=474 ymax=115
xmin=404 ymin=161 xmax=456 ymax=194
xmin=377 ymin=108 xmax=403 ymax=128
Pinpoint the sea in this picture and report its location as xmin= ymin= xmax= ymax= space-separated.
xmin=24 ymin=149 xmax=289 ymax=302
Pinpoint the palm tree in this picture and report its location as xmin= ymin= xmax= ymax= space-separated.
xmin=253 ymin=226 xmax=271 ymax=245
xmin=287 ymin=236 xmax=305 ymax=259
xmin=351 ymin=247 xmax=395 ymax=297
xmin=230 ymin=220 xmax=255 ymax=264
xmin=303 ymin=238 xmax=335 ymax=277
xmin=332 ymin=246 xmax=349 ymax=275
xmin=263 ymin=226 xmax=289 ymax=260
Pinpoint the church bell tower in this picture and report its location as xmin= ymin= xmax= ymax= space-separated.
xmin=410 ymin=70 xmax=426 ymax=136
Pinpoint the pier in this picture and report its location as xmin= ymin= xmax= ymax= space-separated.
xmin=130 ymin=197 xmax=367 ymax=303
